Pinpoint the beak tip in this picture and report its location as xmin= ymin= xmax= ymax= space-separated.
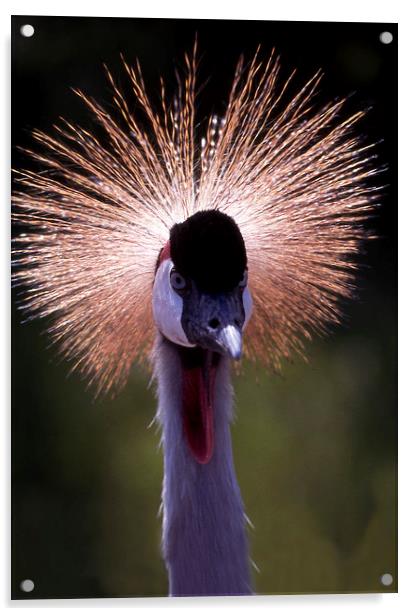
xmin=220 ymin=325 xmax=243 ymax=361
xmin=229 ymin=345 xmax=242 ymax=361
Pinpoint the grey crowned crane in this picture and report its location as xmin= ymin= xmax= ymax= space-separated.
xmin=12 ymin=46 xmax=378 ymax=596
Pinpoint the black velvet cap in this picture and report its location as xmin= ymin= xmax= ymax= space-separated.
xmin=169 ymin=210 xmax=247 ymax=294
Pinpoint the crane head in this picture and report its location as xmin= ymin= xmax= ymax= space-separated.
xmin=152 ymin=210 xmax=253 ymax=360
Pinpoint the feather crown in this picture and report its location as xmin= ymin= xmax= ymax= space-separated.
xmin=12 ymin=44 xmax=379 ymax=394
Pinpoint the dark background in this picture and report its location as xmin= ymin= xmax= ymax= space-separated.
xmin=11 ymin=16 xmax=397 ymax=599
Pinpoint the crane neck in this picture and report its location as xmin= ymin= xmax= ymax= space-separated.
xmin=153 ymin=334 xmax=252 ymax=596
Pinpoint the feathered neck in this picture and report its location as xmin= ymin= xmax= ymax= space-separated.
xmin=153 ymin=334 xmax=252 ymax=596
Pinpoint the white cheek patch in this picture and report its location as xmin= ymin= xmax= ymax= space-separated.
xmin=242 ymin=286 xmax=253 ymax=329
xmin=152 ymin=259 xmax=195 ymax=348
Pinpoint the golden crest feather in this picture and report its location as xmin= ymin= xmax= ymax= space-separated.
xmin=12 ymin=44 xmax=379 ymax=394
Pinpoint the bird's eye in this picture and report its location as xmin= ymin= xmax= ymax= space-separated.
xmin=170 ymin=269 xmax=187 ymax=292
xmin=239 ymin=270 xmax=248 ymax=288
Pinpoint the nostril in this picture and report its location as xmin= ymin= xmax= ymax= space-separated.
xmin=208 ymin=317 xmax=220 ymax=330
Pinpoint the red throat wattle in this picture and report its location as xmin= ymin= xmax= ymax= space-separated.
xmin=182 ymin=351 xmax=218 ymax=464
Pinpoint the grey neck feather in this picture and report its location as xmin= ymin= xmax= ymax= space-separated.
xmin=153 ymin=334 xmax=252 ymax=596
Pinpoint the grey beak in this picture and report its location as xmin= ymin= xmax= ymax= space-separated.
xmin=218 ymin=325 xmax=243 ymax=360
xmin=181 ymin=284 xmax=246 ymax=360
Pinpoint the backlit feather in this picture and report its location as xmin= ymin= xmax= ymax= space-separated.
xmin=12 ymin=44 xmax=379 ymax=394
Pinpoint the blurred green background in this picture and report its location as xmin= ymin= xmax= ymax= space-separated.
xmin=11 ymin=16 xmax=397 ymax=598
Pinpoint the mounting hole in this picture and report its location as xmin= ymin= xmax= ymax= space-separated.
xmin=20 ymin=24 xmax=34 ymax=38
xmin=20 ymin=579 xmax=35 ymax=593
xmin=379 ymin=31 xmax=393 ymax=45
xmin=380 ymin=573 xmax=393 ymax=586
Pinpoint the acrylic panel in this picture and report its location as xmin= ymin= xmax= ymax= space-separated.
xmin=11 ymin=16 xmax=397 ymax=599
